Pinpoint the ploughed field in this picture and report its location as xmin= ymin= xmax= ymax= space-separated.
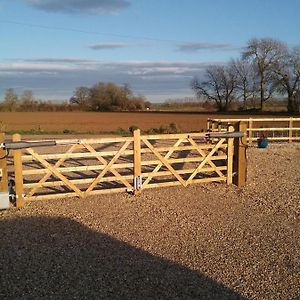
xmin=0 ymin=111 xmax=288 ymax=134
xmin=1 ymin=146 xmax=299 ymax=299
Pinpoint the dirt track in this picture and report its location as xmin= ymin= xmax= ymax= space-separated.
xmin=0 ymin=145 xmax=299 ymax=299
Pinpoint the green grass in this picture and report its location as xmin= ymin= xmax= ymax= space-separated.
xmin=5 ymin=123 xmax=181 ymax=137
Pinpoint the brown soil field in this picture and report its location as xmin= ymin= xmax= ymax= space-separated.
xmin=1 ymin=146 xmax=299 ymax=299
xmin=0 ymin=112 xmax=292 ymax=134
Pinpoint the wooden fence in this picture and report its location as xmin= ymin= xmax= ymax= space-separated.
xmin=0 ymin=127 xmax=247 ymax=207
xmin=207 ymin=117 xmax=300 ymax=143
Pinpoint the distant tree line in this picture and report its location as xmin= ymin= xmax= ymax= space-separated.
xmin=192 ymin=38 xmax=300 ymax=113
xmin=0 ymin=88 xmax=73 ymax=112
xmin=70 ymin=82 xmax=151 ymax=111
xmin=0 ymin=83 xmax=150 ymax=112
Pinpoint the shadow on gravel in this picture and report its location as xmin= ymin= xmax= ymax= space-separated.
xmin=0 ymin=216 xmax=247 ymax=299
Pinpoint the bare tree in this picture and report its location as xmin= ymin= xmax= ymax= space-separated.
xmin=191 ymin=65 xmax=237 ymax=112
xmin=3 ymin=88 xmax=18 ymax=111
xmin=20 ymin=90 xmax=35 ymax=104
xmin=242 ymin=38 xmax=287 ymax=110
xmin=19 ymin=90 xmax=37 ymax=111
xmin=230 ymin=59 xmax=258 ymax=109
xmin=273 ymin=47 xmax=300 ymax=113
xmin=70 ymin=86 xmax=90 ymax=108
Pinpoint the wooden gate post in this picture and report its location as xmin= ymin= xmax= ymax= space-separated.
xmin=12 ymin=134 xmax=25 ymax=207
xmin=0 ymin=133 xmax=8 ymax=192
xmin=248 ymin=118 xmax=253 ymax=144
xmin=133 ymin=129 xmax=142 ymax=195
xmin=233 ymin=122 xmax=247 ymax=187
xmin=226 ymin=125 xmax=234 ymax=185
xmin=289 ymin=117 xmax=293 ymax=143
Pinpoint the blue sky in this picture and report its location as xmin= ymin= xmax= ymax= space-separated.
xmin=0 ymin=0 xmax=299 ymax=102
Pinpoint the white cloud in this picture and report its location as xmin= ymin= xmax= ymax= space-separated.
xmin=24 ymin=0 xmax=130 ymax=15
xmin=88 ymin=42 xmax=129 ymax=50
xmin=0 ymin=58 xmax=224 ymax=101
xmin=177 ymin=42 xmax=232 ymax=52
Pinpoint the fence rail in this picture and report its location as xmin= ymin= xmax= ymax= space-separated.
xmin=207 ymin=117 xmax=300 ymax=143
xmin=0 ymin=126 xmax=248 ymax=207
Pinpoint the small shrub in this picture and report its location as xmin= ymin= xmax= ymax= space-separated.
xmin=115 ymin=127 xmax=128 ymax=135
xmin=63 ymin=129 xmax=74 ymax=134
xmin=129 ymin=125 xmax=139 ymax=133
xmin=168 ymin=123 xmax=180 ymax=133
xmin=147 ymin=126 xmax=168 ymax=134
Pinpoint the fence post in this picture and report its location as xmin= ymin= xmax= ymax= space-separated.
xmin=12 ymin=133 xmax=25 ymax=207
xmin=226 ymin=125 xmax=234 ymax=185
xmin=133 ymin=129 xmax=142 ymax=195
xmin=248 ymin=118 xmax=253 ymax=144
xmin=289 ymin=117 xmax=293 ymax=143
xmin=0 ymin=133 xmax=8 ymax=192
xmin=207 ymin=119 xmax=211 ymax=131
xmin=211 ymin=121 xmax=217 ymax=132
xmin=218 ymin=122 xmax=222 ymax=132
xmin=233 ymin=122 xmax=247 ymax=187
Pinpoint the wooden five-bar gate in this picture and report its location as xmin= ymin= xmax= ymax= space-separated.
xmin=0 ymin=126 xmax=246 ymax=208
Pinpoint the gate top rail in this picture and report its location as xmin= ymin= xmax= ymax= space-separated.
xmin=1 ymin=131 xmax=244 ymax=151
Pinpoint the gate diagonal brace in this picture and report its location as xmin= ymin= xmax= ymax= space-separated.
xmin=142 ymin=138 xmax=186 ymax=187
xmin=26 ymin=148 xmax=84 ymax=198
xmin=186 ymin=138 xmax=226 ymax=184
xmin=142 ymin=138 xmax=183 ymax=188
xmin=26 ymin=144 xmax=79 ymax=198
xmin=82 ymin=143 xmax=133 ymax=190
xmin=85 ymin=141 xmax=131 ymax=196
xmin=187 ymin=137 xmax=224 ymax=178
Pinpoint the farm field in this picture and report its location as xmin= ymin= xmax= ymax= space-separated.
xmin=0 ymin=111 xmax=290 ymax=135
xmin=1 ymin=147 xmax=299 ymax=299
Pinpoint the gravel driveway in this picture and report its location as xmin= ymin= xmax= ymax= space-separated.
xmin=1 ymin=145 xmax=299 ymax=299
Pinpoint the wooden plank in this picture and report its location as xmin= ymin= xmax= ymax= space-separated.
xmin=22 ymin=154 xmax=228 ymax=176
xmin=141 ymin=132 xmax=207 ymax=140
xmin=24 ymin=166 xmax=227 ymax=189
xmin=21 ymin=144 xmax=224 ymax=161
xmin=26 ymin=148 xmax=85 ymax=198
xmin=142 ymin=138 xmax=186 ymax=187
xmin=233 ymin=122 xmax=247 ymax=187
xmin=25 ymin=173 xmax=228 ymax=201
xmin=85 ymin=141 xmax=131 ymax=195
xmin=53 ymin=137 xmax=133 ymax=144
xmin=247 ymin=137 xmax=300 ymax=142
xmin=186 ymin=138 xmax=226 ymax=184
xmin=21 ymin=149 xmax=133 ymax=161
xmin=247 ymin=127 xmax=300 ymax=131
xmin=190 ymin=176 xmax=227 ymax=184
xmin=0 ymin=133 xmax=8 ymax=192
xmin=22 ymin=163 xmax=130 ymax=175
xmin=25 ymin=187 xmax=128 ymax=201
xmin=12 ymin=134 xmax=25 ymax=207
xmin=143 ymin=176 xmax=227 ymax=190
xmin=210 ymin=118 xmax=300 ymax=122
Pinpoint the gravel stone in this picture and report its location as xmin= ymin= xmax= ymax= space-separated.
xmin=0 ymin=145 xmax=299 ymax=299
